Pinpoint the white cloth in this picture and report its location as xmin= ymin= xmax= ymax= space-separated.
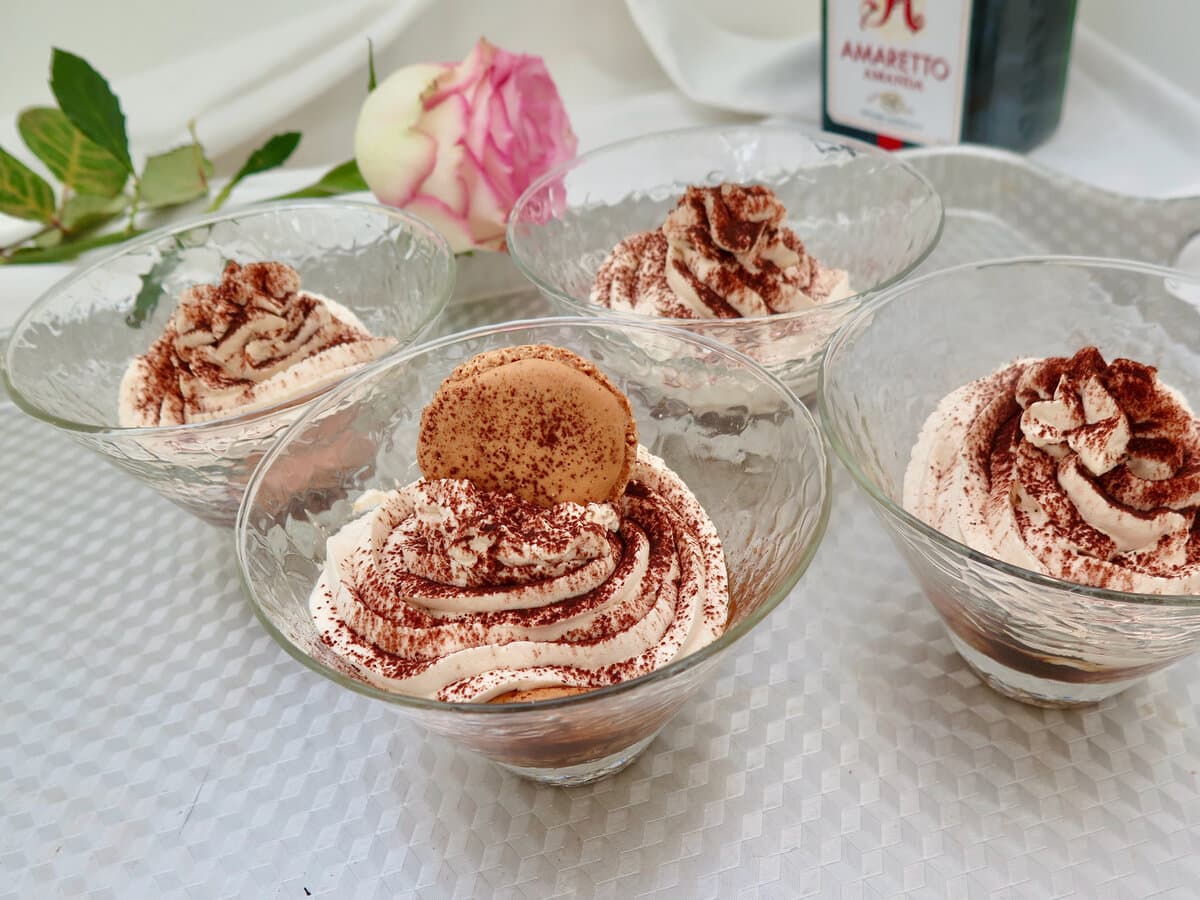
xmin=628 ymin=0 xmax=1200 ymax=196
xmin=625 ymin=0 xmax=822 ymax=118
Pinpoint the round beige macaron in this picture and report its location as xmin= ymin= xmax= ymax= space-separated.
xmin=417 ymin=344 xmax=639 ymax=507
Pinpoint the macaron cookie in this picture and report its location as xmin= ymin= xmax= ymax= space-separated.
xmin=417 ymin=344 xmax=639 ymax=507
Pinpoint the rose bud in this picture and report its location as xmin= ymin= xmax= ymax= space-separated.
xmin=355 ymin=38 xmax=578 ymax=252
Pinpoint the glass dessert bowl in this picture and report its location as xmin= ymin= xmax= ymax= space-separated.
xmin=505 ymin=124 xmax=943 ymax=396
xmin=3 ymin=200 xmax=454 ymax=526
xmin=819 ymin=256 xmax=1200 ymax=708
xmin=236 ymin=318 xmax=831 ymax=785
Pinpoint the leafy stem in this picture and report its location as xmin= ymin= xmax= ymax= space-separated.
xmin=0 ymin=41 xmax=378 ymax=267
xmin=1 ymin=224 xmax=54 ymax=258
xmin=0 ymin=229 xmax=138 ymax=265
xmin=126 ymin=177 xmax=142 ymax=233
xmin=207 ymin=131 xmax=301 ymax=212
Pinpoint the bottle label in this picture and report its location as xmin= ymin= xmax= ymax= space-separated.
xmin=825 ymin=0 xmax=974 ymax=145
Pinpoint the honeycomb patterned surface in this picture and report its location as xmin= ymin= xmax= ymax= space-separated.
xmin=4 ymin=150 xmax=1200 ymax=898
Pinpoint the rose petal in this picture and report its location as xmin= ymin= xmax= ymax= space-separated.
xmin=355 ymin=62 xmax=447 ymax=203
xmin=404 ymin=194 xmax=478 ymax=253
xmin=358 ymin=130 xmax=438 ymax=207
xmin=456 ymin=149 xmax=509 ymax=239
xmin=414 ymin=96 xmax=472 ymax=217
xmin=424 ymin=38 xmax=494 ymax=107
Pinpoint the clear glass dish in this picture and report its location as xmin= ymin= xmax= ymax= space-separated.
xmin=3 ymin=200 xmax=454 ymax=526
xmin=236 ymin=317 xmax=831 ymax=785
xmin=819 ymin=256 xmax=1200 ymax=708
xmin=505 ymin=124 xmax=943 ymax=397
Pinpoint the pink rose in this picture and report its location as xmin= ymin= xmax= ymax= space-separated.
xmin=355 ymin=38 xmax=578 ymax=252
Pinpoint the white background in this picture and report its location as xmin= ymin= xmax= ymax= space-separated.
xmin=3 ymin=2 xmax=1197 ymax=116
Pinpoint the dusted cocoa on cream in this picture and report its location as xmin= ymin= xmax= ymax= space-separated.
xmin=590 ymin=184 xmax=851 ymax=319
xmin=904 ymin=347 xmax=1200 ymax=594
xmin=118 ymin=261 xmax=394 ymax=426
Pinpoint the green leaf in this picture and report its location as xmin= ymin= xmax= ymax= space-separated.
xmin=208 ymin=131 xmax=300 ymax=211
xmin=3 ymin=228 xmax=136 ymax=265
xmin=17 ymin=107 xmax=127 ymax=198
xmin=34 ymin=228 xmax=64 ymax=249
xmin=267 ymin=159 xmax=368 ymax=201
xmin=368 ymin=39 xmax=377 ymax=92
xmin=49 ymin=48 xmax=133 ymax=174
xmin=140 ymin=143 xmax=214 ymax=208
xmin=0 ymin=146 xmax=56 ymax=223
xmin=62 ymin=193 xmax=128 ymax=232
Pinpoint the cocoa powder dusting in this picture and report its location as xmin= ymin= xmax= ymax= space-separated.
xmin=126 ymin=261 xmax=380 ymax=425
xmin=129 ymin=260 xmax=376 ymax=427
xmin=591 ymin=182 xmax=842 ymax=318
xmin=321 ymin=457 xmax=726 ymax=699
xmin=950 ymin=346 xmax=1199 ymax=587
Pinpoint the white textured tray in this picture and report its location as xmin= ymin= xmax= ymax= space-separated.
xmin=3 ymin=149 xmax=1200 ymax=899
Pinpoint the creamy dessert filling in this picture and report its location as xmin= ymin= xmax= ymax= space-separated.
xmin=312 ymin=447 xmax=727 ymax=702
xmin=118 ymin=261 xmax=395 ymax=426
xmin=309 ymin=344 xmax=731 ymax=703
xmin=590 ymin=183 xmax=851 ymax=319
xmin=904 ymin=346 xmax=1200 ymax=593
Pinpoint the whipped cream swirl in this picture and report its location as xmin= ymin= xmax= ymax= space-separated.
xmin=119 ymin=261 xmax=395 ymax=426
xmin=904 ymin=347 xmax=1200 ymax=593
xmin=590 ymin=184 xmax=851 ymax=319
xmin=311 ymin=447 xmax=729 ymax=702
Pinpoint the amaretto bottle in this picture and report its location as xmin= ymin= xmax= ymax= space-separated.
xmin=821 ymin=0 xmax=1077 ymax=151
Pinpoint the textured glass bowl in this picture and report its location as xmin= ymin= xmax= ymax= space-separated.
xmin=819 ymin=256 xmax=1200 ymax=708
xmin=237 ymin=318 xmax=831 ymax=785
xmin=506 ymin=124 xmax=943 ymax=397
xmin=3 ymin=201 xmax=454 ymax=526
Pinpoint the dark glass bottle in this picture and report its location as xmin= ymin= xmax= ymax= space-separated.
xmin=821 ymin=0 xmax=1077 ymax=151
